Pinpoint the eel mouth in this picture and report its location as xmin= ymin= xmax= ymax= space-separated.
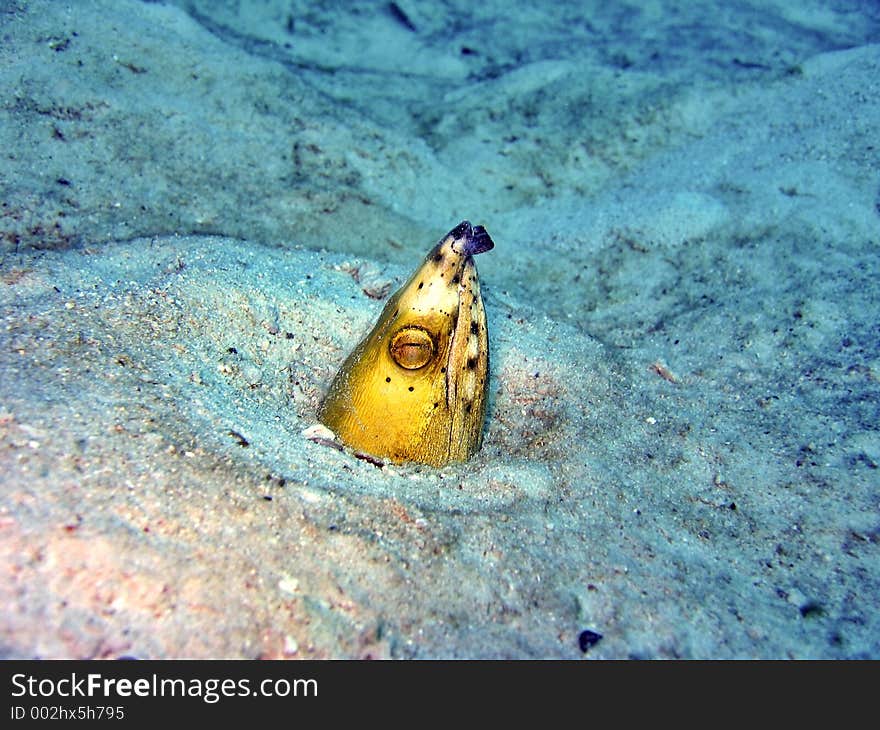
xmin=450 ymin=221 xmax=494 ymax=257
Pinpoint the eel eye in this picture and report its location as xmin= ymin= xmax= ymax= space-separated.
xmin=390 ymin=327 xmax=435 ymax=370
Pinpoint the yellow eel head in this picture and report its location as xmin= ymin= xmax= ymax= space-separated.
xmin=318 ymin=221 xmax=494 ymax=467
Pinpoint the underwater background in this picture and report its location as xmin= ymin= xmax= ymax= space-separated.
xmin=1 ymin=0 xmax=878 ymax=658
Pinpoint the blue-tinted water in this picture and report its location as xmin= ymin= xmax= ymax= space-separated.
xmin=0 ymin=0 xmax=878 ymax=659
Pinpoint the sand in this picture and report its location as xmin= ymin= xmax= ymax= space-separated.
xmin=1 ymin=0 xmax=878 ymax=658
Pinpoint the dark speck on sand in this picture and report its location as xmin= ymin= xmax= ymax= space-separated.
xmin=1 ymin=0 xmax=878 ymax=659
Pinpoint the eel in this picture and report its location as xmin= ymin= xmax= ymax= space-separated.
xmin=318 ymin=221 xmax=494 ymax=466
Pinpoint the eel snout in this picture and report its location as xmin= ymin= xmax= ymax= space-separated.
xmin=450 ymin=220 xmax=495 ymax=257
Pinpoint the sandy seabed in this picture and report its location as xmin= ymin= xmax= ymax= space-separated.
xmin=1 ymin=0 xmax=878 ymax=658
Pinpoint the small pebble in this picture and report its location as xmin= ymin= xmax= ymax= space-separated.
xmin=283 ymin=635 xmax=299 ymax=655
xmin=278 ymin=575 xmax=300 ymax=596
xmin=578 ymin=629 xmax=603 ymax=653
